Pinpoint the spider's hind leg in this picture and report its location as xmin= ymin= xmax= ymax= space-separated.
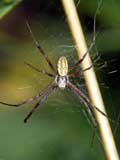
xmin=69 ymin=12 xmax=97 ymax=73
xmin=24 ymin=62 xmax=55 ymax=77
xmin=26 ymin=21 xmax=56 ymax=73
xmin=82 ymin=65 xmax=93 ymax=72
xmin=69 ymin=65 xmax=93 ymax=77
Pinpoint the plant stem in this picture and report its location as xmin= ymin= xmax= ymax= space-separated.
xmin=61 ymin=0 xmax=119 ymax=159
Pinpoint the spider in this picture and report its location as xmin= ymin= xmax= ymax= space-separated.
xmin=0 ymin=22 xmax=109 ymax=127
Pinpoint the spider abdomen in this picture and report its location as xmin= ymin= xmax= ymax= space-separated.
xmin=57 ymin=56 xmax=68 ymax=76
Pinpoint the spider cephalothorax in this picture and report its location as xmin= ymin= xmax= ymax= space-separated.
xmin=55 ymin=75 xmax=69 ymax=89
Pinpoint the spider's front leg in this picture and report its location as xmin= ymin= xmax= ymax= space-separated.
xmin=0 ymin=81 xmax=57 ymax=122
xmin=67 ymin=82 xmax=117 ymax=126
xmin=0 ymin=84 xmax=56 ymax=107
xmin=24 ymin=81 xmax=57 ymax=123
xmin=67 ymin=82 xmax=97 ymax=128
xmin=0 ymin=84 xmax=55 ymax=107
xmin=0 ymin=94 xmax=40 ymax=107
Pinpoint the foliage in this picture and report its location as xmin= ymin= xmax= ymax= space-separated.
xmin=0 ymin=0 xmax=22 ymax=19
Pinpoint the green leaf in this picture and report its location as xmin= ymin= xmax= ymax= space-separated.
xmin=0 ymin=0 xmax=22 ymax=19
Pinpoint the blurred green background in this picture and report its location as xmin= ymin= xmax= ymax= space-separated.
xmin=0 ymin=0 xmax=120 ymax=159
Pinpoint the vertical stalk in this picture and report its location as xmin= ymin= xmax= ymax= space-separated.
xmin=61 ymin=0 xmax=119 ymax=159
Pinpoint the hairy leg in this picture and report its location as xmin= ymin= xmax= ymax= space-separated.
xmin=26 ymin=21 xmax=56 ymax=73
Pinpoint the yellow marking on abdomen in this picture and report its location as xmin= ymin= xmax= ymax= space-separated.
xmin=57 ymin=56 xmax=68 ymax=76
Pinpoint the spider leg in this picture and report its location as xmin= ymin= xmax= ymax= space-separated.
xmin=67 ymin=82 xmax=97 ymax=128
xmin=69 ymin=65 xmax=93 ymax=77
xmin=67 ymin=82 xmax=117 ymax=125
xmin=82 ymin=99 xmax=97 ymax=128
xmin=69 ymin=14 xmax=96 ymax=73
xmin=0 ymin=94 xmax=40 ymax=107
xmin=69 ymin=70 xmax=81 ymax=78
xmin=90 ymin=127 xmax=96 ymax=148
xmin=0 ymin=81 xmax=56 ymax=107
xmin=24 ymin=62 xmax=55 ymax=77
xmin=82 ymin=65 xmax=93 ymax=72
xmin=26 ymin=21 xmax=56 ymax=73
xmin=24 ymin=81 xmax=57 ymax=123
